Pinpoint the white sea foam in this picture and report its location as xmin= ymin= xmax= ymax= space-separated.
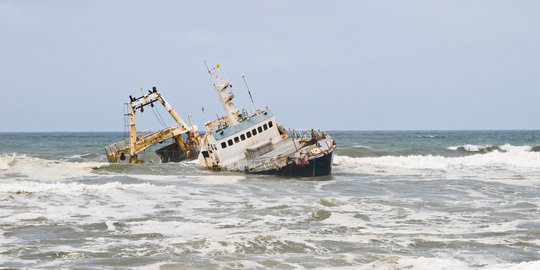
xmin=499 ymin=144 xmax=532 ymax=152
xmin=0 ymin=153 xmax=16 ymax=170
xmin=183 ymin=159 xmax=200 ymax=165
xmin=0 ymin=153 xmax=106 ymax=181
xmin=508 ymin=261 xmax=540 ymax=270
xmin=1 ymin=145 xmax=538 ymax=268
xmin=0 ymin=180 xmax=174 ymax=229
xmin=196 ymin=175 xmax=245 ymax=185
xmin=353 ymin=256 xmax=471 ymax=270
xmin=345 ymin=257 xmax=540 ymax=270
xmin=447 ymin=144 xmax=531 ymax=152
xmin=0 ymin=180 xmax=153 ymax=194
xmin=447 ymin=144 xmax=489 ymax=151
xmin=333 ymin=145 xmax=540 ymax=184
xmin=352 ymin=145 xmax=372 ymax=149
xmin=127 ymin=174 xmax=181 ymax=181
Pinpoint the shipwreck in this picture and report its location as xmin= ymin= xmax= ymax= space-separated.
xmin=104 ymin=65 xmax=336 ymax=177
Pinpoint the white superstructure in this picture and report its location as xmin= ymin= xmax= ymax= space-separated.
xmin=198 ymin=65 xmax=287 ymax=170
xmin=198 ymin=64 xmax=335 ymax=176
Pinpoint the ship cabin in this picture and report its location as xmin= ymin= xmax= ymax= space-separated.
xmin=202 ymin=109 xmax=286 ymax=168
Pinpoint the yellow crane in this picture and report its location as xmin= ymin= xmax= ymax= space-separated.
xmin=104 ymin=87 xmax=200 ymax=163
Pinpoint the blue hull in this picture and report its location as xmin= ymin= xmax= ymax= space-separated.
xmin=253 ymin=150 xmax=334 ymax=177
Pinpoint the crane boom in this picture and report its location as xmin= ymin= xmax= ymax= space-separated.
xmin=104 ymin=87 xmax=200 ymax=163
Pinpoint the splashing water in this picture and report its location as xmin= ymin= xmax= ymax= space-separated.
xmin=0 ymin=131 xmax=539 ymax=269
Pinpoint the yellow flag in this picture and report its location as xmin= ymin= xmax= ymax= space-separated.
xmin=216 ymin=63 xmax=220 ymax=68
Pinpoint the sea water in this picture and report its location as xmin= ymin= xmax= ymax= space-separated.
xmin=0 ymin=131 xmax=539 ymax=269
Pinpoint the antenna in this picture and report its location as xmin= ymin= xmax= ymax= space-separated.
xmin=216 ymin=114 xmax=222 ymax=128
xmin=241 ymin=73 xmax=256 ymax=113
xmin=204 ymin=60 xmax=210 ymax=74
xmin=201 ymin=106 xmax=207 ymax=123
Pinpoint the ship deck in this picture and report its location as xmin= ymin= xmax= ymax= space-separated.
xmin=225 ymin=131 xmax=335 ymax=173
xmin=251 ymin=137 xmax=302 ymax=162
xmin=232 ymin=137 xmax=303 ymax=169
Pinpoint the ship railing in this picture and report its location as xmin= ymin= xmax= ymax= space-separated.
xmin=104 ymin=128 xmax=172 ymax=158
xmin=287 ymin=129 xmax=326 ymax=141
xmin=246 ymin=129 xmax=328 ymax=171
xmin=105 ymin=129 xmax=154 ymax=149
xmin=247 ymin=154 xmax=290 ymax=171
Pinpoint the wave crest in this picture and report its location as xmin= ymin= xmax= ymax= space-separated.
xmin=0 ymin=153 xmax=16 ymax=170
xmin=0 ymin=181 xmax=153 ymax=194
xmin=0 ymin=153 xmax=106 ymax=181
xmin=446 ymin=144 xmax=531 ymax=154
xmin=333 ymin=146 xmax=540 ymax=184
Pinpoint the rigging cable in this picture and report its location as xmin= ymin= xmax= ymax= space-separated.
xmin=151 ymin=105 xmax=167 ymax=128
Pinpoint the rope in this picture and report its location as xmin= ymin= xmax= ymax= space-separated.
xmin=151 ymin=106 xmax=167 ymax=128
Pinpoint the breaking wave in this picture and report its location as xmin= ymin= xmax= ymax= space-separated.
xmin=446 ymin=144 xmax=533 ymax=154
xmin=135 ymin=258 xmax=540 ymax=270
xmin=333 ymin=144 xmax=540 ymax=184
xmin=337 ymin=147 xmax=450 ymax=158
xmin=351 ymin=145 xmax=373 ymax=149
xmin=0 ymin=180 xmax=154 ymax=194
xmin=355 ymin=257 xmax=540 ymax=270
xmin=338 ymin=143 xmax=540 ymax=159
xmin=447 ymin=144 xmax=502 ymax=153
xmin=0 ymin=153 xmax=16 ymax=170
xmin=0 ymin=153 xmax=106 ymax=181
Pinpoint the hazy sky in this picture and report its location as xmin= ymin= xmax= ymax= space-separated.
xmin=1 ymin=1 xmax=539 ymax=131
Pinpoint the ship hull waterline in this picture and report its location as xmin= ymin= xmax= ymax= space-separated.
xmin=247 ymin=150 xmax=334 ymax=177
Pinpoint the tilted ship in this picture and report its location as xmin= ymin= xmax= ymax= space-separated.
xmin=104 ymin=65 xmax=336 ymax=177
xmin=197 ymin=65 xmax=335 ymax=177
xmin=104 ymin=87 xmax=200 ymax=164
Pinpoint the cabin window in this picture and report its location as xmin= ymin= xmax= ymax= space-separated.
xmin=247 ymin=131 xmax=252 ymax=138
xmin=268 ymin=121 xmax=273 ymax=128
xmin=240 ymin=134 xmax=246 ymax=141
xmin=234 ymin=137 xmax=239 ymax=143
xmin=228 ymin=139 xmax=233 ymax=146
xmin=252 ymin=129 xmax=257 ymax=135
xmin=258 ymin=126 xmax=263 ymax=133
xmin=221 ymin=142 xmax=227 ymax=149
xmin=263 ymin=123 xmax=268 ymax=130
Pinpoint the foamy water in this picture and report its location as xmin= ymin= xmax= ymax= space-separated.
xmin=333 ymin=145 xmax=540 ymax=185
xmin=0 ymin=131 xmax=539 ymax=269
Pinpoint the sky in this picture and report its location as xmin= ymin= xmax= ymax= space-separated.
xmin=1 ymin=0 xmax=539 ymax=131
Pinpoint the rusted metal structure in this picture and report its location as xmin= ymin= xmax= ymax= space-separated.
xmin=104 ymin=87 xmax=200 ymax=163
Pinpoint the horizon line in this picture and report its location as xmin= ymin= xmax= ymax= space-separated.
xmin=1 ymin=129 xmax=540 ymax=133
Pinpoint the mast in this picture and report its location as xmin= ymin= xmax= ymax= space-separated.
xmin=128 ymin=103 xmax=138 ymax=163
xmin=211 ymin=64 xmax=240 ymax=126
xmin=241 ymin=73 xmax=257 ymax=113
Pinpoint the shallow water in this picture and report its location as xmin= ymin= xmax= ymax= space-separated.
xmin=1 ymin=131 xmax=539 ymax=269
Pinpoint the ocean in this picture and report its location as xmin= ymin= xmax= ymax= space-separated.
xmin=0 ymin=131 xmax=539 ymax=269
